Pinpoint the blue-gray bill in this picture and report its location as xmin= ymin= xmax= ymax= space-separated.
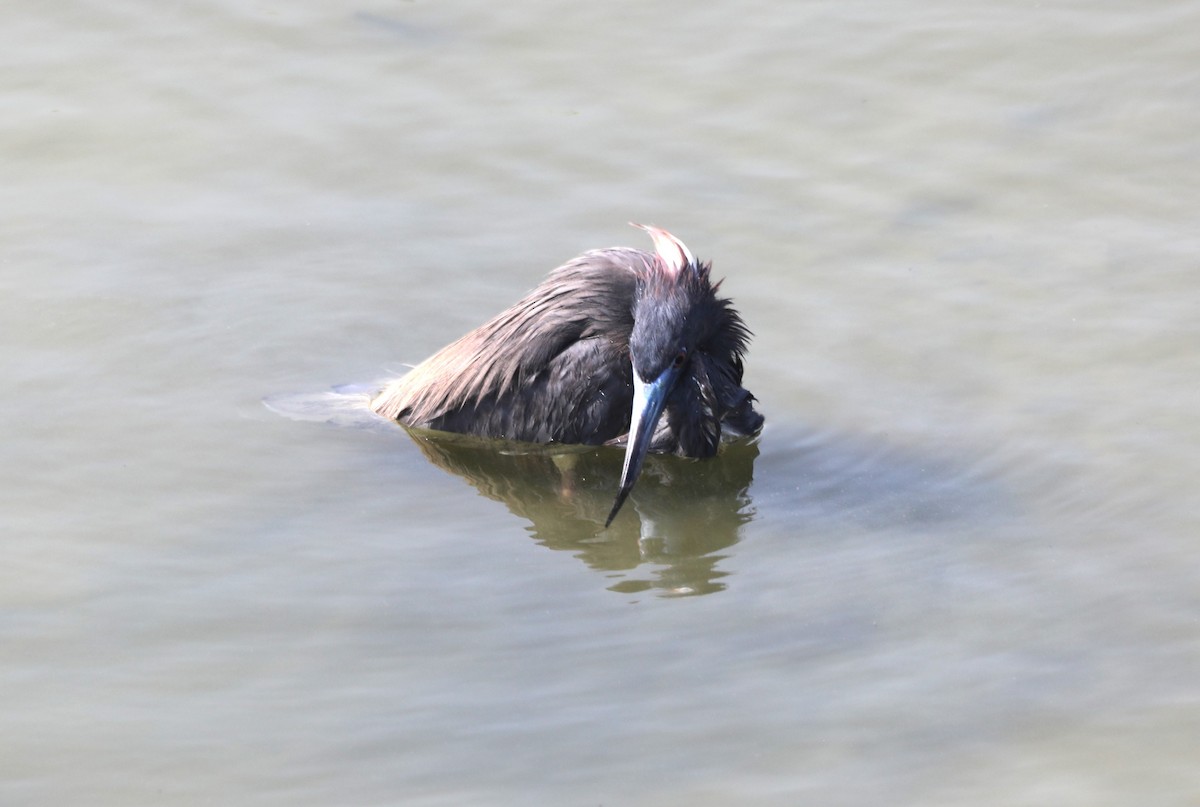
xmin=604 ymin=363 xmax=680 ymax=527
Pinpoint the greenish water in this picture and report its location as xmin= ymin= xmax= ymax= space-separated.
xmin=2 ymin=2 xmax=1197 ymax=804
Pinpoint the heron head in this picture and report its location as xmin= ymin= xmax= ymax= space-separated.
xmin=606 ymin=224 xmax=718 ymax=526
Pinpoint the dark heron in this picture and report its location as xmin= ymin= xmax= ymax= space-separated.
xmin=372 ymin=224 xmax=763 ymax=525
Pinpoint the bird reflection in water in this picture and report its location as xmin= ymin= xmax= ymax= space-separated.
xmin=403 ymin=425 xmax=759 ymax=596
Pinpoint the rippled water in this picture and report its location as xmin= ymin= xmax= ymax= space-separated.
xmin=3 ymin=1 xmax=1197 ymax=804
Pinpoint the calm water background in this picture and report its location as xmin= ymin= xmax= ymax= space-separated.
xmin=3 ymin=1 xmax=1198 ymax=804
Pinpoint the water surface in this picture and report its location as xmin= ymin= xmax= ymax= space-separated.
xmin=3 ymin=1 xmax=1198 ymax=804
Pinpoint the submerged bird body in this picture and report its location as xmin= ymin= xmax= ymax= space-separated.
xmin=372 ymin=225 xmax=762 ymax=523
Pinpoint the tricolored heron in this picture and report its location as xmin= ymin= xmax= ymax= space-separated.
xmin=372 ymin=224 xmax=763 ymax=525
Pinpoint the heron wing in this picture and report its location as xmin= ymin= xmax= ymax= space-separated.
xmin=372 ymin=248 xmax=642 ymax=441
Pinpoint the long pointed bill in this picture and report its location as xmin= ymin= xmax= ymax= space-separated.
xmin=605 ymin=365 xmax=679 ymax=527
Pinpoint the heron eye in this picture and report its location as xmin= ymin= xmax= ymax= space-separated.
xmin=672 ymin=349 xmax=687 ymax=369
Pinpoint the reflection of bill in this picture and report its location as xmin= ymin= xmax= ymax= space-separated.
xmin=405 ymin=427 xmax=761 ymax=597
